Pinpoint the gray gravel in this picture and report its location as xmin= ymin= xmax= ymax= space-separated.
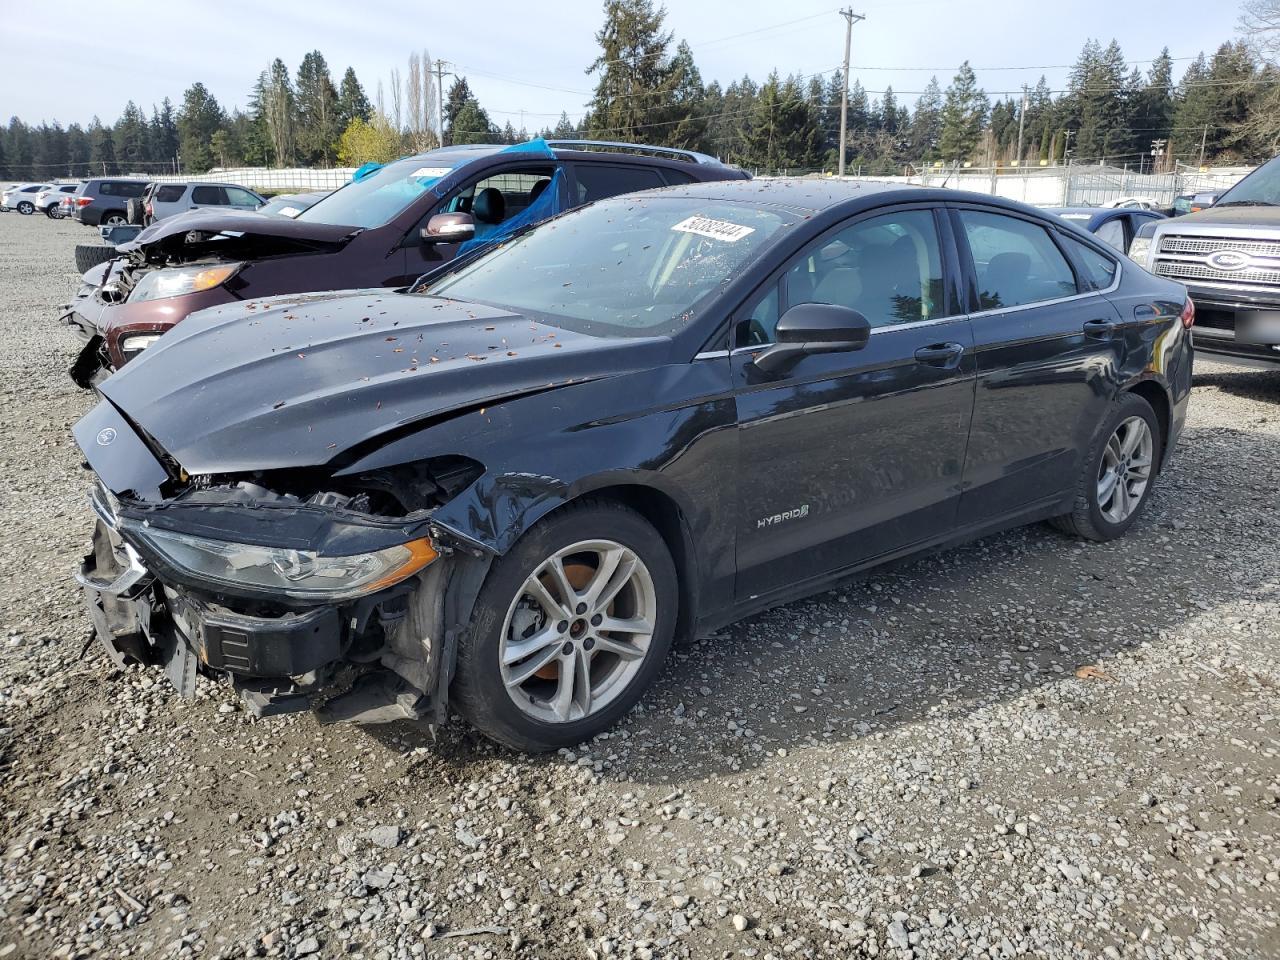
xmin=0 ymin=212 xmax=1277 ymax=960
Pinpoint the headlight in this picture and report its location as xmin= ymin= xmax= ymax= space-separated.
xmin=129 ymin=263 xmax=241 ymax=303
xmin=121 ymin=333 xmax=163 ymax=355
xmin=127 ymin=524 xmax=438 ymax=601
xmin=1127 ymin=236 xmax=1152 ymax=266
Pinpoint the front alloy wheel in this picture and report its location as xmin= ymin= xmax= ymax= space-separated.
xmin=1096 ymin=416 xmax=1153 ymax=524
xmin=452 ymin=500 xmax=677 ymax=751
xmin=500 ymin=540 xmax=656 ymax=724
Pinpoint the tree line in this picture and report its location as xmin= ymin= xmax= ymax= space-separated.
xmin=1 ymin=0 xmax=1277 ymax=182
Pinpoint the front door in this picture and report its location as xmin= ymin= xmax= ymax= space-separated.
xmin=733 ymin=206 xmax=976 ymax=602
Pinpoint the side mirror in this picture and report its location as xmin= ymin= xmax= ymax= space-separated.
xmin=421 ymin=212 xmax=475 ymax=244
xmin=752 ymin=303 xmax=871 ymax=377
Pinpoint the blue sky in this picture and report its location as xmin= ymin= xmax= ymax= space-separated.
xmin=1 ymin=0 xmax=1247 ymax=128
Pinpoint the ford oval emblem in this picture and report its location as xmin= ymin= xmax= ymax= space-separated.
xmin=96 ymin=427 xmax=117 ymax=446
xmin=1207 ymin=250 xmax=1250 ymax=272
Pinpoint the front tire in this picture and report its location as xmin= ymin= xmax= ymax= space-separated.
xmin=453 ymin=500 xmax=678 ymax=752
xmin=1051 ymin=392 xmax=1161 ymax=542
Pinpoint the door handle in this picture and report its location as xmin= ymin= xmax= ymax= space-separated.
xmin=1083 ymin=319 xmax=1119 ymax=338
xmin=914 ymin=342 xmax=965 ymax=368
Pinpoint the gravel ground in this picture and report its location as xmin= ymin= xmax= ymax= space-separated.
xmin=0 ymin=212 xmax=1277 ymax=960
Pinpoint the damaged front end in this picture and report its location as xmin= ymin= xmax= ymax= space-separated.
xmin=75 ymin=404 xmax=489 ymax=726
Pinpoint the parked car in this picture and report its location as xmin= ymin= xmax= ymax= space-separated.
xmin=143 ymin=181 xmax=267 ymax=223
xmin=2 ymin=183 xmax=53 ymax=214
xmin=70 ymin=178 xmax=150 ymax=227
xmin=60 ymin=138 xmax=749 ymax=386
xmin=1129 ymin=154 xmax=1280 ymax=365
xmin=36 ymin=183 xmax=82 ymax=218
xmin=255 ymin=191 xmax=328 ymax=218
xmin=1101 ymin=196 xmax=1162 ymax=211
xmin=72 ymin=180 xmax=1193 ymax=750
xmin=1048 ymin=206 xmax=1165 ymax=255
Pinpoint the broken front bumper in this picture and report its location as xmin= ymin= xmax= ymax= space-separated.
xmin=77 ymin=496 xmax=450 ymax=725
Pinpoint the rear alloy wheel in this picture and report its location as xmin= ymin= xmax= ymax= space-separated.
xmin=103 ymin=212 xmax=127 ymax=226
xmin=1096 ymin=416 xmax=1154 ymax=524
xmin=1051 ymin=392 xmax=1161 ymax=542
xmin=453 ymin=501 xmax=677 ymax=751
xmin=45 ymin=204 xmax=63 ymax=219
xmin=16 ymin=201 xmax=34 ymax=215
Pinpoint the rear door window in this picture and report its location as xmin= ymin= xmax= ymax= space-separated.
xmin=224 ymin=187 xmax=260 ymax=208
xmin=191 ymin=185 xmax=225 ymax=205
xmin=155 ymin=184 xmax=186 ymax=203
xmin=958 ymin=210 xmax=1079 ymax=310
xmin=572 ymin=164 xmax=666 ymax=205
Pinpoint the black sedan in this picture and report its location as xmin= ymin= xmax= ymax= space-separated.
xmin=73 ymin=180 xmax=1194 ymax=751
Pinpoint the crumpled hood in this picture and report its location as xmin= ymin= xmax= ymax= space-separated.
xmin=119 ymin=212 xmax=361 ymax=255
xmin=96 ymin=292 xmax=667 ymax=474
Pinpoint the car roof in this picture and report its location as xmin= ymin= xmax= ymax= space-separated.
xmin=405 ymin=141 xmax=737 ymax=175
xmin=608 ymin=177 xmax=1063 ymax=217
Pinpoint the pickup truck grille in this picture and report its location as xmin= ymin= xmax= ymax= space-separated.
xmin=1153 ymin=233 xmax=1280 ymax=289
xmin=1153 ymin=260 xmax=1280 ymax=286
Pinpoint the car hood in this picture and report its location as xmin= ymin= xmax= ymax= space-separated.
xmin=1173 ymin=205 xmax=1280 ymax=226
xmin=119 ymin=212 xmax=362 ymax=258
xmin=96 ymin=292 xmax=668 ymax=475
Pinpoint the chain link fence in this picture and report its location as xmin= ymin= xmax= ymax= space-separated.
xmin=146 ymin=167 xmax=359 ymax=193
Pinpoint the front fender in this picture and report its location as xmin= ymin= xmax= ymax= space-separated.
xmin=338 ymin=359 xmax=739 ymax=610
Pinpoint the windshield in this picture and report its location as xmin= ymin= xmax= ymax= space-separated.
xmin=296 ymin=156 xmax=456 ymax=228
xmin=1217 ymin=156 xmax=1280 ymax=206
xmin=422 ymin=196 xmax=797 ymax=337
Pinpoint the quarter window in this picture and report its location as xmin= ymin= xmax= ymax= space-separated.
xmin=959 ymin=210 xmax=1078 ymax=310
xmin=1062 ymin=237 xmax=1118 ymax=290
xmin=224 ymin=187 xmax=260 ymax=207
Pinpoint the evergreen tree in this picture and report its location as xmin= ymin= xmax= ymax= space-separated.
xmin=585 ymin=0 xmax=680 ymax=143
xmin=114 ymin=101 xmax=149 ymax=170
xmin=336 ymin=67 xmax=372 ymax=131
xmin=150 ymin=100 xmax=179 ymax=170
xmin=6 ymin=118 xmax=33 ymax=178
xmin=260 ymin=59 xmax=297 ymax=166
xmin=451 ymin=98 xmax=498 ymax=143
xmin=663 ymin=40 xmax=706 ymax=149
xmin=66 ymin=123 xmax=90 ymax=174
xmin=909 ymin=76 xmax=944 ymax=163
xmin=296 ymin=51 xmax=339 ymax=164
xmin=177 ymin=82 xmax=224 ymax=172
xmin=443 ymin=77 xmax=477 ymax=145
xmin=1171 ymin=53 xmax=1213 ymax=162
xmin=88 ymin=118 xmax=117 ymax=175
xmin=551 ymin=111 xmax=579 ymax=138
xmin=939 ymin=63 xmax=987 ymax=161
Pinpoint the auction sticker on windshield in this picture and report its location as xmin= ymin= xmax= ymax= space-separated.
xmin=672 ymin=215 xmax=756 ymax=243
xmin=411 ymin=167 xmax=453 ymax=179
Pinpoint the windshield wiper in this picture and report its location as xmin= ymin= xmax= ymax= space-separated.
xmin=1215 ymin=199 xmax=1278 ymax=207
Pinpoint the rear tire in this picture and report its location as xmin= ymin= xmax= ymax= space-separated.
xmin=1050 ymin=392 xmax=1161 ymax=542
xmin=45 ymin=205 xmax=62 ymax=219
xmin=102 ymin=211 xmax=127 ymax=226
xmin=16 ymin=201 xmax=34 ymax=215
xmin=452 ymin=500 xmax=678 ymax=752
xmin=75 ymin=244 xmax=118 ymax=274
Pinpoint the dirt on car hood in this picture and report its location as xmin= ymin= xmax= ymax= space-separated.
xmin=118 ymin=212 xmax=362 ymax=260
xmin=96 ymin=292 xmax=667 ymax=476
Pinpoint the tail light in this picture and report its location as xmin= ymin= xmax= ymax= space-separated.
xmin=1180 ymin=297 xmax=1195 ymax=329
xmin=145 ymin=201 xmax=153 ymax=216
xmin=75 ymin=197 xmax=93 ymax=207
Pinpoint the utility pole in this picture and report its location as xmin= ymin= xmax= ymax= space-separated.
xmin=1015 ymin=84 xmax=1028 ymax=167
xmin=1150 ymin=138 xmax=1166 ymax=175
xmin=1198 ymin=123 xmax=1208 ymax=167
xmin=837 ymin=8 xmax=866 ymax=178
xmin=434 ymin=59 xmax=451 ymax=146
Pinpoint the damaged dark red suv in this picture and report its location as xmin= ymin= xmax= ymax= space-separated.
xmin=60 ymin=139 xmax=748 ymax=387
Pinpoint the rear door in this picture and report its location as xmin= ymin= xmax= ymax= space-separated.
xmin=733 ymin=204 xmax=975 ymax=601
xmin=189 ymin=184 xmax=225 ymax=210
xmin=950 ymin=204 xmax=1125 ymax=527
